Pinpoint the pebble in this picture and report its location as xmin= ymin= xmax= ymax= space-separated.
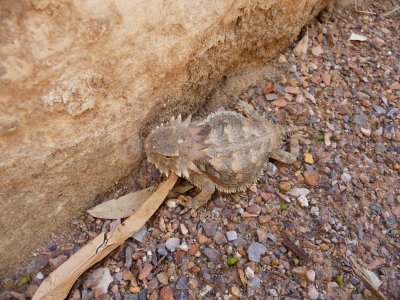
xmin=157 ymin=272 xmax=169 ymax=285
xmin=247 ymin=276 xmax=261 ymax=296
xmin=247 ymin=241 xmax=267 ymax=262
xmin=180 ymin=223 xmax=188 ymax=235
xmin=297 ymin=195 xmax=309 ymax=207
xmin=304 ymin=153 xmax=314 ymax=164
xmin=132 ymin=225 xmax=147 ymax=243
xmin=138 ymin=263 xmax=153 ymax=280
xmin=203 ymin=248 xmax=220 ymax=263
xmin=353 ymin=113 xmax=369 ymax=127
xmin=267 ymin=163 xmax=278 ymax=176
xmin=306 ymin=285 xmax=318 ymax=300
xmin=226 ymin=231 xmax=238 ymax=241
xmin=202 ymin=222 xmax=217 ymax=237
xmin=306 ymin=270 xmax=316 ymax=282
xmin=199 ymin=285 xmax=213 ymax=297
xmin=369 ymin=203 xmax=383 ymax=213
xmin=280 ymin=181 xmax=292 ymax=191
xmin=265 ymin=93 xmax=278 ymax=101
xmin=245 ymin=266 xmax=255 ymax=279
xmin=176 ymin=276 xmax=188 ymax=289
xmin=49 ymin=255 xmax=68 ymax=269
xmin=165 ymin=237 xmax=180 ymax=252
xmin=303 ymin=171 xmax=318 ymax=186
xmin=311 ymin=45 xmax=323 ymax=56
xmin=288 ymin=187 xmax=310 ymax=198
xmin=214 ymin=231 xmax=228 ymax=245
xmin=341 ymin=172 xmax=351 ymax=182
xmin=159 ymin=286 xmax=174 ymax=300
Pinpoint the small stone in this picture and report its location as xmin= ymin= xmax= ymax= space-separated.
xmin=25 ymin=284 xmax=39 ymax=298
xmin=321 ymin=73 xmax=331 ymax=85
xmin=245 ymin=266 xmax=255 ymax=279
xmin=308 ymin=285 xmax=319 ymax=300
xmin=226 ymin=231 xmax=238 ymax=241
xmin=265 ymin=93 xmax=278 ymax=101
xmin=199 ymin=285 xmax=213 ymax=297
xmin=341 ymin=172 xmax=351 ymax=182
xmin=138 ymin=263 xmax=153 ymax=280
xmin=285 ymin=86 xmax=301 ymax=94
xmin=256 ymin=229 xmax=268 ymax=243
xmin=125 ymin=246 xmax=133 ymax=268
xmin=247 ymin=241 xmax=267 ymax=262
xmin=247 ymin=276 xmax=261 ymax=296
xmin=311 ymin=45 xmax=323 ymax=56
xmin=180 ymin=223 xmax=188 ymax=235
xmin=369 ymin=203 xmax=383 ymax=213
xmin=165 ymin=237 xmax=180 ymax=252
xmin=280 ymin=181 xmax=292 ymax=191
xmin=202 ymin=222 xmax=217 ymax=236
xmin=297 ymin=195 xmax=309 ymax=207
xmin=198 ymin=234 xmax=208 ymax=244
xmin=353 ymin=114 xmax=368 ymax=127
xmin=203 ymin=248 xmax=220 ymax=263
xmin=288 ymin=187 xmax=310 ymax=198
xmin=267 ymin=163 xmax=278 ymax=176
xmin=176 ymin=276 xmax=188 ymax=289
xmin=292 ymin=266 xmax=307 ymax=278
xmin=129 ymin=286 xmax=140 ymax=294
xmin=304 ymin=153 xmax=314 ymax=164
xmin=246 ymin=205 xmax=261 ymax=215
xmin=360 ymin=127 xmax=371 ymax=136
xmin=159 ymin=286 xmax=174 ymax=300
xmin=303 ymin=171 xmax=318 ymax=186
xmin=49 ymin=255 xmax=68 ymax=269
xmin=214 ymin=231 xmax=228 ymax=245
xmin=132 ymin=225 xmax=147 ymax=243
xmin=389 ymin=82 xmax=400 ymax=90
xmin=157 ymin=272 xmax=169 ymax=285
xmin=278 ymin=54 xmax=288 ymax=63
xmin=272 ymin=98 xmax=288 ymax=107
xmin=350 ymin=276 xmax=360 ymax=285
xmin=231 ymin=286 xmax=241 ymax=297
xmin=357 ymin=91 xmax=370 ymax=101
xmin=166 ymin=199 xmax=177 ymax=208
xmin=374 ymin=105 xmax=386 ymax=115
xmin=306 ymin=270 xmax=316 ymax=282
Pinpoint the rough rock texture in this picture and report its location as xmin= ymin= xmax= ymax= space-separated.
xmin=0 ymin=0 xmax=328 ymax=273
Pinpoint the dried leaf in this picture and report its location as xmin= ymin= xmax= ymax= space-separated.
xmin=349 ymin=32 xmax=368 ymax=42
xmin=294 ymin=29 xmax=309 ymax=54
xmin=172 ymin=182 xmax=194 ymax=194
xmin=88 ymin=186 xmax=155 ymax=219
xmin=33 ymin=174 xmax=178 ymax=300
xmin=349 ymin=256 xmax=388 ymax=300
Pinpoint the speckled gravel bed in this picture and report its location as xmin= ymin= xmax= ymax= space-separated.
xmin=1 ymin=2 xmax=399 ymax=300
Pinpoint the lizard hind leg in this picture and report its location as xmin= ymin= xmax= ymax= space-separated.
xmin=270 ymin=134 xmax=308 ymax=164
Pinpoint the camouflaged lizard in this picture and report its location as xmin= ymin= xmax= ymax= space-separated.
xmin=145 ymin=101 xmax=307 ymax=210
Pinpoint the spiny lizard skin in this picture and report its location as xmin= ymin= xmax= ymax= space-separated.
xmin=145 ymin=101 xmax=307 ymax=210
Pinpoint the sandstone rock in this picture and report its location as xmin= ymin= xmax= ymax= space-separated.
xmin=0 ymin=0 xmax=329 ymax=274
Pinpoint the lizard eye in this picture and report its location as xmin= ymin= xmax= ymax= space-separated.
xmin=165 ymin=156 xmax=171 ymax=159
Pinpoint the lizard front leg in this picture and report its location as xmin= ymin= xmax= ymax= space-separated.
xmin=177 ymin=173 xmax=216 ymax=210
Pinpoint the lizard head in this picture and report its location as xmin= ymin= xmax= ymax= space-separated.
xmin=145 ymin=114 xmax=209 ymax=178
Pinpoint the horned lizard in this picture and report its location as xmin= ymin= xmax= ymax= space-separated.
xmin=145 ymin=101 xmax=307 ymax=210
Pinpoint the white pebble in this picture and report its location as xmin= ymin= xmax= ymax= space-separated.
xmin=245 ymin=266 xmax=255 ymax=279
xmin=226 ymin=231 xmax=238 ymax=241
xmin=297 ymin=194 xmax=309 ymax=207
xmin=306 ymin=270 xmax=316 ymax=282
xmin=341 ymin=173 xmax=352 ymax=182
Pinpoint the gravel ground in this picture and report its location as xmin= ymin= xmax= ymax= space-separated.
xmin=1 ymin=2 xmax=399 ymax=300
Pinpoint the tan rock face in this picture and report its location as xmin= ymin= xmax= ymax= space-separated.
xmin=0 ymin=0 xmax=327 ymax=273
